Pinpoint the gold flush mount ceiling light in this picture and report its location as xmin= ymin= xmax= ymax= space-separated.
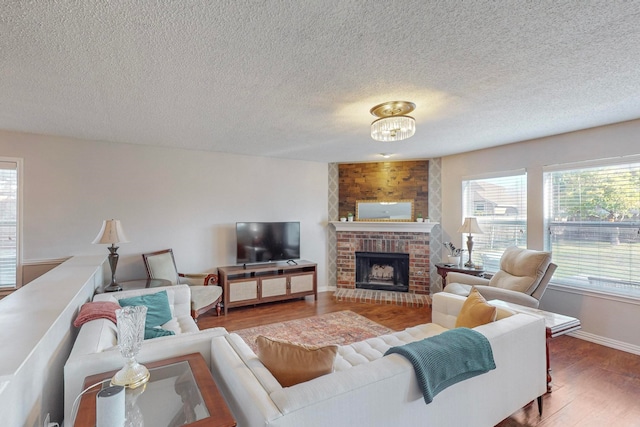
xmin=370 ymin=101 xmax=416 ymax=142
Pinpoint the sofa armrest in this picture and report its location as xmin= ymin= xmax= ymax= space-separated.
xmin=475 ymin=285 xmax=540 ymax=308
xmin=210 ymin=335 xmax=284 ymax=427
xmin=446 ymin=272 xmax=491 ymax=286
xmin=180 ymin=273 xmax=219 ymax=286
xmin=431 ymin=292 xmax=466 ymax=329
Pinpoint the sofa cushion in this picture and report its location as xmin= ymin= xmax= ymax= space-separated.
xmin=144 ymin=326 xmax=176 ymax=339
xmin=335 ymin=323 xmax=448 ymax=370
xmin=455 ymin=287 xmax=497 ymax=328
xmin=256 ymin=335 xmax=338 ymax=387
xmin=118 ymin=290 xmax=173 ymax=328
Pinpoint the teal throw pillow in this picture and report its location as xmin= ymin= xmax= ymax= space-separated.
xmin=144 ymin=326 xmax=175 ymax=340
xmin=118 ymin=290 xmax=173 ymax=328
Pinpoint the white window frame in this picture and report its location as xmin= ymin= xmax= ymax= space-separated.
xmin=543 ymin=155 xmax=640 ymax=299
xmin=0 ymin=157 xmax=22 ymax=289
xmin=461 ymin=169 xmax=527 ymax=272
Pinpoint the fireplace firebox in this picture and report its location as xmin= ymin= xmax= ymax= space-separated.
xmin=355 ymin=252 xmax=410 ymax=292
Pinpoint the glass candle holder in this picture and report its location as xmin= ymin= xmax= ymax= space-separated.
xmin=111 ymin=306 xmax=150 ymax=389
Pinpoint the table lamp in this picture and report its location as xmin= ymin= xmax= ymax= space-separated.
xmin=93 ymin=219 xmax=129 ymax=292
xmin=457 ymin=217 xmax=483 ymax=268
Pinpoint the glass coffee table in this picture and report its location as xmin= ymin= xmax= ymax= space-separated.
xmin=74 ymin=353 xmax=236 ymax=427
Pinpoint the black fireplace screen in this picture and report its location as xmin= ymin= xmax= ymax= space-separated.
xmin=355 ymin=252 xmax=410 ymax=292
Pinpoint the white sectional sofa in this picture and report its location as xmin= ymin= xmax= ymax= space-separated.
xmin=63 ymin=285 xmax=227 ymax=425
xmin=210 ymin=292 xmax=547 ymax=427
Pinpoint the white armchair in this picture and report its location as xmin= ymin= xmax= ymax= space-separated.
xmin=443 ymin=246 xmax=557 ymax=308
xmin=142 ymin=248 xmax=223 ymax=319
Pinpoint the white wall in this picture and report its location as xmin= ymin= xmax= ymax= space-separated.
xmin=441 ymin=119 xmax=640 ymax=353
xmin=1 ymin=130 xmax=329 ymax=289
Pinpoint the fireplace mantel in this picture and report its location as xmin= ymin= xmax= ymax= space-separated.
xmin=330 ymin=221 xmax=437 ymax=233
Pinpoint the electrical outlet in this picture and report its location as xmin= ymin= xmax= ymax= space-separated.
xmin=43 ymin=413 xmax=50 ymax=427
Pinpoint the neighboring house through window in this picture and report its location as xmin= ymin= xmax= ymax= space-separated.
xmin=462 ymin=170 xmax=527 ymax=271
xmin=544 ymin=157 xmax=640 ymax=298
xmin=0 ymin=158 xmax=21 ymax=289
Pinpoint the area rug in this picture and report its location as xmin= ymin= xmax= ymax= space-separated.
xmin=234 ymin=311 xmax=395 ymax=353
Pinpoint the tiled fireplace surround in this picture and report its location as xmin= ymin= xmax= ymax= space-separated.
xmin=336 ymin=230 xmax=430 ymax=295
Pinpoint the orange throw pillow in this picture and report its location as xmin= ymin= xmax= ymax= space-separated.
xmin=256 ymin=335 xmax=338 ymax=387
xmin=455 ymin=287 xmax=497 ymax=328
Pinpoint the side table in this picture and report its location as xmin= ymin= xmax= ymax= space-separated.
xmin=74 ymin=352 xmax=236 ymax=427
xmin=435 ymin=263 xmax=485 ymax=284
xmin=489 ymin=299 xmax=581 ymax=393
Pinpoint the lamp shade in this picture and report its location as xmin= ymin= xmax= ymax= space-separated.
xmin=457 ymin=217 xmax=483 ymax=234
xmin=92 ymin=219 xmax=129 ymax=244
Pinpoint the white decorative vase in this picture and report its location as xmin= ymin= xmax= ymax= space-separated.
xmin=448 ymin=256 xmax=461 ymax=266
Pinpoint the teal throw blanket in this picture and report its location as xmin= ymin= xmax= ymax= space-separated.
xmin=384 ymin=328 xmax=496 ymax=404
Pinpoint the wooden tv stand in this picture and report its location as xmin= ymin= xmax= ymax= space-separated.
xmin=218 ymin=260 xmax=317 ymax=315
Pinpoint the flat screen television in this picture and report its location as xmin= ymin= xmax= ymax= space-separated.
xmin=236 ymin=222 xmax=300 ymax=265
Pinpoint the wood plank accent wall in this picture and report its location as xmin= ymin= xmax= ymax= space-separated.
xmin=338 ymin=161 xmax=429 ymax=219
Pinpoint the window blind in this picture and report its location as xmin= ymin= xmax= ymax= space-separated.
xmin=0 ymin=160 xmax=18 ymax=288
xmin=544 ymin=161 xmax=640 ymax=297
xmin=462 ymin=172 xmax=527 ymax=271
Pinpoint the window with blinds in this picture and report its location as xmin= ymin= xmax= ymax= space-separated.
xmin=0 ymin=160 xmax=19 ymax=288
xmin=544 ymin=159 xmax=640 ymax=298
xmin=462 ymin=171 xmax=527 ymax=271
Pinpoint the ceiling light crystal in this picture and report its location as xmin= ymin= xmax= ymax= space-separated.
xmin=370 ymin=101 xmax=416 ymax=142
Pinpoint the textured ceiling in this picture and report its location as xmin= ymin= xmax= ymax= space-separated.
xmin=2 ymin=1 xmax=640 ymax=163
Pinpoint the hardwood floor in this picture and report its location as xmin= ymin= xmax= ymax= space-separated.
xmin=198 ymin=291 xmax=428 ymax=332
xmin=197 ymin=291 xmax=640 ymax=427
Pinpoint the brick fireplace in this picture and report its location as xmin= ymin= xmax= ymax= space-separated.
xmin=333 ymin=222 xmax=433 ymax=295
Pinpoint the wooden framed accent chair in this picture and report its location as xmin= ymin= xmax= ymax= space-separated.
xmin=142 ymin=248 xmax=223 ymax=319
xmin=442 ymin=246 xmax=557 ymax=308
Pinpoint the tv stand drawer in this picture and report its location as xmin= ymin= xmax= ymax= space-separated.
xmin=262 ymin=277 xmax=287 ymax=297
xmin=228 ymin=279 xmax=259 ymax=303
xmin=290 ymin=273 xmax=314 ymax=294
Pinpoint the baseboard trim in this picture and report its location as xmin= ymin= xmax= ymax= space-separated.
xmin=333 ymin=288 xmax=431 ymax=308
xmin=570 ymin=330 xmax=640 ymax=356
xmin=318 ymin=285 xmax=332 ymax=293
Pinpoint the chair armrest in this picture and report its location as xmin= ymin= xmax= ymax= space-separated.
xmin=475 ymin=285 xmax=540 ymax=308
xmin=446 ymin=272 xmax=490 ymax=286
xmin=180 ymin=273 xmax=219 ymax=286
